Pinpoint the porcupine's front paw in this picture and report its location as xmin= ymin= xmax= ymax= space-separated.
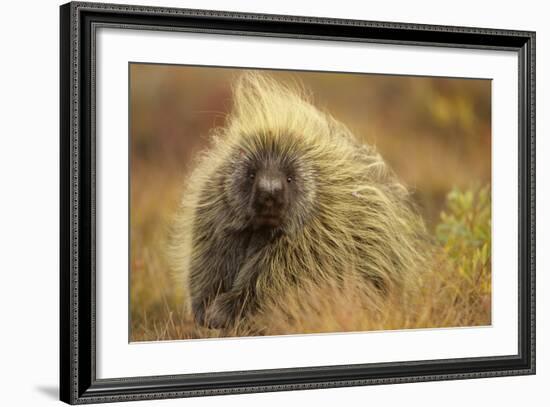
xmin=191 ymin=303 xmax=207 ymax=327
xmin=204 ymin=292 xmax=242 ymax=329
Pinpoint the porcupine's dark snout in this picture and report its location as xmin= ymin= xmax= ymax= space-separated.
xmin=252 ymin=169 xmax=288 ymax=228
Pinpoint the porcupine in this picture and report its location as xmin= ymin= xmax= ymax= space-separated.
xmin=170 ymin=72 xmax=428 ymax=329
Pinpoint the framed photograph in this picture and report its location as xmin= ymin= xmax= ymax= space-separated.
xmin=60 ymin=1 xmax=536 ymax=404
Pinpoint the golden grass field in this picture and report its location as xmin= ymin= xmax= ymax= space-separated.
xmin=129 ymin=65 xmax=492 ymax=341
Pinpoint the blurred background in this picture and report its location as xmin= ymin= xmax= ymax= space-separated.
xmin=130 ymin=64 xmax=491 ymax=341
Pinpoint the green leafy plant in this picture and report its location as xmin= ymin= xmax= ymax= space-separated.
xmin=436 ymin=185 xmax=491 ymax=294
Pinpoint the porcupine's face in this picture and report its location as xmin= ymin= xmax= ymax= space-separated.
xmin=225 ymin=137 xmax=316 ymax=234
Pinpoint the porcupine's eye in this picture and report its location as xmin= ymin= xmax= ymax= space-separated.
xmin=248 ymin=172 xmax=256 ymax=180
xmin=286 ymin=176 xmax=293 ymax=183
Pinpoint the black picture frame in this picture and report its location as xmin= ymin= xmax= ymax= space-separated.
xmin=60 ymin=1 xmax=536 ymax=404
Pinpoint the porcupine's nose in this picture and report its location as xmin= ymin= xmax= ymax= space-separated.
xmin=256 ymin=175 xmax=284 ymax=208
xmin=253 ymin=171 xmax=287 ymax=228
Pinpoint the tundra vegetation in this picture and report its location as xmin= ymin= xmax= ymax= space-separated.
xmin=129 ymin=66 xmax=491 ymax=341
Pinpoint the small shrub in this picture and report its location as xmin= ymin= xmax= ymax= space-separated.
xmin=436 ymin=185 xmax=491 ymax=295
